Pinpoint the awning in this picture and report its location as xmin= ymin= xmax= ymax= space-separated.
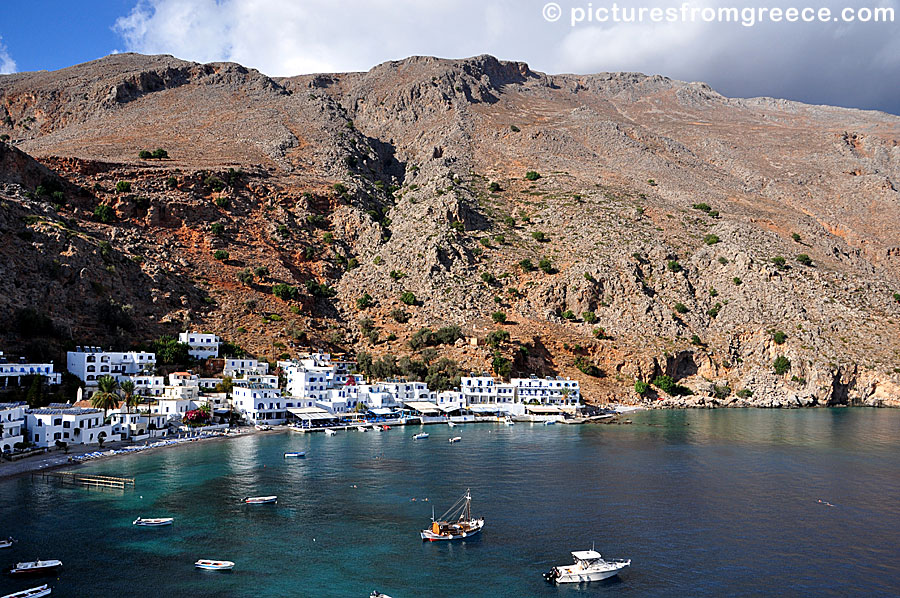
xmin=437 ymin=404 xmax=463 ymax=413
xmin=525 ymin=405 xmax=561 ymax=414
xmin=401 ymin=401 xmax=441 ymax=414
xmin=467 ymin=405 xmax=506 ymax=413
xmin=369 ymin=408 xmax=396 ymax=416
xmin=287 ymin=407 xmax=336 ymax=421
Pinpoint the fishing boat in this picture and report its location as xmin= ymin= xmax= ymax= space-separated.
xmin=420 ymin=489 xmax=484 ymax=541
xmin=1 ymin=584 xmax=51 ymax=598
xmin=543 ymin=549 xmax=631 ymax=584
xmin=133 ymin=517 xmax=174 ymax=526
xmin=448 ymin=436 xmax=462 ymax=443
xmin=6 ymin=560 xmax=62 ymax=576
xmin=195 ymin=560 xmax=234 ymax=571
xmin=283 ymin=451 xmax=306 ymax=458
xmin=413 ymin=432 xmax=429 ymax=440
xmin=0 ymin=537 xmax=14 ymax=549
xmin=243 ymin=496 xmax=277 ymax=504
xmin=324 ymin=429 xmax=337 ymax=436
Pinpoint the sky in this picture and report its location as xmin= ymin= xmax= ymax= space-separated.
xmin=1 ymin=0 xmax=898 ymax=115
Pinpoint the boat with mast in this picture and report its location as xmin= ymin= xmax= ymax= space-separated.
xmin=420 ymin=489 xmax=484 ymax=541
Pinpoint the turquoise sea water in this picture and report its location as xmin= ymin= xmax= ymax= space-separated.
xmin=1 ymin=409 xmax=898 ymax=597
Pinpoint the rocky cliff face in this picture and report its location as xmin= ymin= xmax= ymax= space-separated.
xmin=1 ymin=53 xmax=899 ymax=407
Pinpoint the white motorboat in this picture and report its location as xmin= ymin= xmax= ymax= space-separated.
xmin=447 ymin=420 xmax=456 ymax=428
xmin=503 ymin=416 xmax=515 ymax=426
xmin=448 ymin=436 xmax=462 ymax=443
xmin=324 ymin=429 xmax=337 ymax=436
xmin=133 ymin=517 xmax=174 ymax=526
xmin=283 ymin=452 xmax=306 ymax=458
xmin=543 ymin=549 xmax=631 ymax=584
xmin=0 ymin=536 xmax=14 ymax=549
xmin=1 ymin=584 xmax=51 ymax=598
xmin=543 ymin=419 xmax=557 ymax=425
xmin=369 ymin=592 xmax=392 ymax=598
xmin=6 ymin=560 xmax=62 ymax=576
xmin=420 ymin=489 xmax=484 ymax=541
xmin=254 ymin=424 xmax=271 ymax=431
xmin=357 ymin=425 xmax=368 ymax=432
xmin=243 ymin=496 xmax=277 ymax=504
xmin=195 ymin=559 xmax=234 ymax=571
xmin=413 ymin=432 xmax=429 ymax=440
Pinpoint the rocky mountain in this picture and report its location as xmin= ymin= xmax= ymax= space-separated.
xmin=2 ymin=53 xmax=899 ymax=407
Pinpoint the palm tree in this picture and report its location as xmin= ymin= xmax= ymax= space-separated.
xmin=120 ymin=381 xmax=137 ymax=413
xmin=91 ymin=375 xmax=120 ymax=421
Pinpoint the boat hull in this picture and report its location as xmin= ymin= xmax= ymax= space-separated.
xmin=243 ymin=496 xmax=277 ymax=504
xmin=6 ymin=562 xmax=62 ymax=577
xmin=195 ymin=560 xmax=234 ymax=571
xmin=551 ymin=567 xmax=626 ymax=583
xmin=420 ymin=519 xmax=484 ymax=541
xmin=133 ymin=518 xmax=174 ymax=526
xmin=1 ymin=584 xmax=51 ymax=598
xmin=283 ymin=452 xmax=306 ymax=458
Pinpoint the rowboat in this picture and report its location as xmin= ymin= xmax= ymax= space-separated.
xmin=195 ymin=560 xmax=234 ymax=571
xmin=413 ymin=432 xmax=429 ymax=440
xmin=448 ymin=436 xmax=462 ymax=443
xmin=283 ymin=452 xmax=306 ymax=458
xmin=1 ymin=584 xmax=51 ymax=598
xmin=243 ymin=496 xmax=277 ymax=504
xmin=6 ymin=560 xmax=62 ymax=576
xmin=133 ymin=517 xmax=174 ymax=526
xmin=324 ymin=429 xmax=337 ymax=436
xmin=0 ymin=537 xmax=14 ymax=549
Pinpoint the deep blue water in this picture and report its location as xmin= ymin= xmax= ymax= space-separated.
xmin=1 ymin=409 xmax=898 ymax=597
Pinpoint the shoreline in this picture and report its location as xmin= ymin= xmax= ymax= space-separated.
xmin=0 ymin=427 xmax=259 ymax=483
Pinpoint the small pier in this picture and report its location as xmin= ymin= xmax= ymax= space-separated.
xmin=32 ymin=470 xmax=135 ymax=490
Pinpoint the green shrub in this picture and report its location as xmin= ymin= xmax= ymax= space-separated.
xmin=450 ymin=221 xmax=464 ymax=232
xmin=391 ymin=309 xmax=410 ymax=323
xmin=708 ymin=210 xmax=719 ymax=218
xmin=773 ymin=355 xmax=791 ymax=376
xmin=539 ymin=258 xmax=554 ymax=274
xmin=510 ymin=125 xmax=520 ymax=132
xmin=518 ymin=259 xmax=535 ymax=272
xmin=709 ymin=288 xmax=718 ymax=297
xmin=635 ymin=380 xmax=649 ymax=395
xmin=737 ymin=389 xmax=753 ymax=399
xmin=691 ymin=334 xmax=703 ymax=346
xmin=253 ymin=265 xmax=270 ymax=278
xmin=115 ymin=181 xmax=131 ymax=193
xmin=211 ymin=222 xmax=225 ymax=236
xmin=485 ymin=329 xmax=510 ymax=348
xmin=561 ymin=310 xmax=576 ymax=320
xmin=356 ymin=293 xmax=373 ymax=309
xmin=166 ymin=176 xmax=178 ymax=189
xmin=791 ymin=233 xmax=801 ymax=242
xmin=215 ymin=197 xmax=230 ymax=208
xmin=771 ymin=256 xmax=786 ymax=270
xmin=574 ymin=356 xmax=602 ymax=377
xmin=593 ymin=327 xmax=609 ymax=340
xmin=524 ymin=171 xmax=541 ymax=181
xmin=732 ymin=277 xmax=743 ymax=286
xmin=893 ymin=293 xmax=900 ymax=304
xmin=213 ymin=250 xmax=229 ymax=261
xmin=703 ymin=234 xmax=720 ymax=245
xmin=673 ymin=302 xmax=689 ymax=314
xmin=152 ymin=148 xmax=168 ymax=159
xmin=390 ymin=270 xmax=406 ymax=281
xmin=713 ymin=385 xmax=732 ymax=399
xmin=205 ymin=175 xmax=226 ymax=192
xmin=707 ymin=303 xmax=722 ymax=318
xmin=531 ymin=231 xmax=547 ymax=242
xmin=796 ymin=254 xmax=812 ymax=266
xmin=306 ymin=280 xmax=337 ymax=298
xmin=503 ymin=215 xmax=516 ymax=226
xmin=773 ymin=331 xmax=787 ymax=345
xmin=582 ymin=311 xmax=597 ymax=324
xmin=693 ymin=203 xmax=712 ymax=213
xmin=489 ymin=182 xmax=501 ymax=193
xmin=93 ymin=204 xmax=114 ymax=223
xmin=667 ymin=260 xmax=682 ymax=273
xmin=652 ymin=375 xmax=692 ymax=396
xmin=139 ymin=150 xmax=152 ymax=159
xmin=481 ymin=272 xmax=496 ymax=285
xmin=648 ymin=179 xmax=657 ymax=186
xmin=237 ymin=269 xmax=253 ymax=285
xmin=718 ymin=257 xmax=729 ymax=265
xmin=401 ymin=291 xmax=417 ymax=305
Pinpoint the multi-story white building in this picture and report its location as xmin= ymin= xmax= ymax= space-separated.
xmin=151 ymin=396 xmax=195 ymax=418
xmin=232 ymin=383 xmax=286 ymax=424
xmin=67 ymin=347 xmax=156 ymax=385
xmin=461 ymin=375 xmax=518 ymax=409
xmin=0 ymin=352 xmax=62 ymax=386
xmin=122 ymin=375 xmax=166 ymax=396
xmin=25 ymin=406 xmax=118 ymax=447
xmin=0 ymin=402 xmax=26 ymax=452
xmin=512 ymin=375 xmax=581 ymax=406
xmin=178 ymin=331 xmax=221 ymax=360
xmin=223 ymin=358 xmax=269 ymax=378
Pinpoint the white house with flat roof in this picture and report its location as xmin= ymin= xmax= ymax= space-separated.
xmin=178 ymin=331 xmax=221 ymax=360
xmin=512 ymin=375 xmax=581 ymax=407
xmin=223 ymin=358 xmax=269 ymax=378
xmin=460 ymin=375 xmax=519 ymax=413
xmin=25 ymin=406 xmax=118 ymax=447
xmin=121 ymin=375 xmax=166 ymax=396
xmin=0 ymin=352 xmax=62 ymax=386
xmin=232 ymin=383 xmax=286 ymax=424
xmin=67 ymin=347 xmax=156 ymax=385
xmin=0 ymin=402 xmax=26 ymax=452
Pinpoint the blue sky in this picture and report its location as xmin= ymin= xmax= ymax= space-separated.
xmin=1 ymin=1 xmax=899 ymax=115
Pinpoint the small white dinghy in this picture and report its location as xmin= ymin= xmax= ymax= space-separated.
xmin=133 ymin=517 xmax=174 ymax=526
xmin=243 ymin=496 xmax=277 ymax=504
xmin=283 ymin=452 xmax=306 ymax=458
xmin=195 ymin=559 xmax=234 ymax=571
xmin=324 ymin=429 xmax=337 ymax=436
xmin=447 ymin=420 xmax=456 ymax=428
xmin=6 ymin=560 xmax=62 ymax=576
xmin=413 ymin=432 xmax=429 ymax=440
xmin=1 ymin=584 xmax=51 ymax=598
xmin=448 ymin=436 xmax=462 ymax=443
xmin=356 ymin=425 xmax=368 ymax=432
xmin=0 ymin=536 xmax=15 ymax=549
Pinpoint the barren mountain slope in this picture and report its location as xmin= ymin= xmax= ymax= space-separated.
xmin=1 ymin=53 xmax=899 ymax=407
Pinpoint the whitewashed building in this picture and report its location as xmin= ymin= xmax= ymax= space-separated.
xmin=178 ymin=331 xmax=221 ymax=360
xmin=461 ymin=375 xmax=519 ymax=413
xmin=122 ymin=375 xmax=165 ymax=396
xmin=512 ymin=375 xmax=581 ymax=406
xmin=224 ymin=358 xmax=269 ymax=378
xmin=232 ymin=383 xmax=286 ymax=424
xmin=25 ymin=406 xmax=118 ymax=447
xmin=67 ymin=347 xmax=156 ymax=385
xmin=0 ymin=352 xmax=62 ymax=386
xmin=0 ymin=402 xmax=26 ymax=452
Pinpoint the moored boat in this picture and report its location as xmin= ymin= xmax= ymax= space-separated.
xmin=254 ymin=424 xmax=271 ymax=431
xmin=380 ymin=425 xmax=391 ymax=431
xmin=448 ymin=436 xmax=462 ymax=443
xmin=6 ymin=560 xmax=62 ymax=576
xmin=283 ymin=451 xmax=306 ymax=458
xmin=369 ymin=592 xmax=392 ymax=598
xmin=324 ymin=429 xmax=337 ymax=436
xmin=133 ymin=517 xmax=174 ymax=526
xmin=503 ymin=416 xmax=515 ymax=426
xmin=543 ymin=419 xmax=557 ymax=425
xmin=357 ymin=425 xmax=368 ymax=432
xmin=0 ymin=537 xmax=14 ymax=549
xmin=1 ymin=584 xmax=51 ymax=598
xmin=413 ymin=432 xmax=429 ymax=440
xmin=243 ymin=496 xmax=277 ymax=504
xmin=543 ymin=549 xmax=630 ymax=584
xmin=195 ymin=559 xmax=234 ymax=571
xmin=447 ymin=420 xmax=456 ymax=428
xmin=420 ymin=489 xmax=484 ymax=541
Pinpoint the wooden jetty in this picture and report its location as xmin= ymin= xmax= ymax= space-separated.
xmin=32 ymin=470 xmax=135 ymax=490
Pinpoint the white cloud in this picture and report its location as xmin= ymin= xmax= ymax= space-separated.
xmin=0 ymin=37 xmax=16 ymax=74
xmin=111 ymin=0 xmax=900 ymax=113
